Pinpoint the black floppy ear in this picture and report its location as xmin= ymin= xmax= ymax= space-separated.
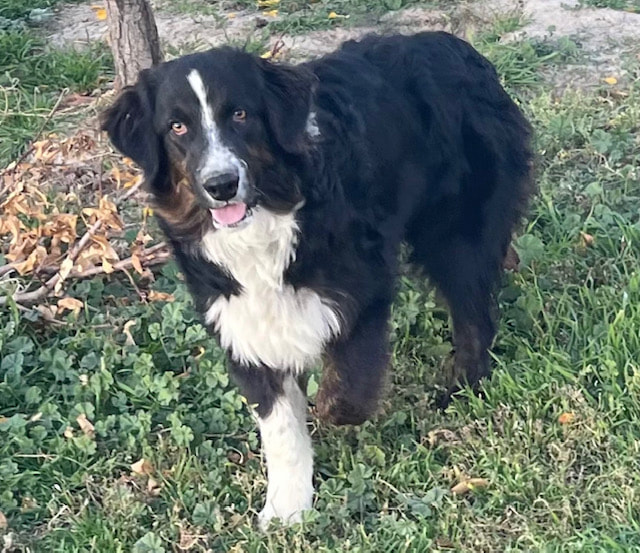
xmin=101 ymin=70 xmax=169 ymax=194
xmin=260 ymin=60 xmax=317 ymax=154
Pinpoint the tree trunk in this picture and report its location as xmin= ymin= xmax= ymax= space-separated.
xmin=105 ymin=0 xmax=162 ymax=91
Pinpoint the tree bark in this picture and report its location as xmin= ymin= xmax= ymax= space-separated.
xmin=105 ymin=0 xmax=162 ymax=91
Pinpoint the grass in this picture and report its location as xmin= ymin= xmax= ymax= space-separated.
xmin=158 ymin=0 xmax=419 ymax=35
xmin=0 ymin=27 xmax=112 ymax=166
xmin=263 ymin=0 xmax=419 ymax=35
xmin=0 ymin=0 xmax=59 ymax=20
xmin=2 ymin=1 xmax=640 ymax=552
xmin=578 ymin=0 xmax=639 ymax=12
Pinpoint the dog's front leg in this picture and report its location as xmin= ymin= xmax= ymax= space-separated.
xmin=229 ymin=363 xmax=313 ymax=529
xmin=316 ymin=301 xmax=391 ymax=426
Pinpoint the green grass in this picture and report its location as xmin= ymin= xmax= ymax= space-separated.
xmin=263 ymin=0 xmax=418 ymax=35
xmin=0 ymin=0 xmax=112 ymax=166
xmin=0 ymin=29 xmax=112 ymax=166
xmin=2 ymin=2 xmax=640 ymax=552
xmin=0 ymin=0 xmax=58 ymax=20
xmin=158 ymin=0 xmax=420 ymax=35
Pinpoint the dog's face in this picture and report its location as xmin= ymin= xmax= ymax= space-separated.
xmin=102 ymin=48 xmax=316 ymax=236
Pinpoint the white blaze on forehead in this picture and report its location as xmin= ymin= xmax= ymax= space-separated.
xmin=186 ymin=68 xmax=245 ymax=185
xmin=187 ymin=69 xmax=214 ymax=130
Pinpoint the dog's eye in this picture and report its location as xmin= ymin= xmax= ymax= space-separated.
xmin=232 ymin=109 xmax=247 ymax=123
xmin=170 ymin=121 xmax=188 ymax=135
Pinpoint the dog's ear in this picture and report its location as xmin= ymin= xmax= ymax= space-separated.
xmin=260 ymin=60 xmax=317 ymax=154
xmin=101 ymin=69 xmax=169 ymax=194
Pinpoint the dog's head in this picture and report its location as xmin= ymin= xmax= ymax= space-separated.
xmin=101 ymin=48 xmax=317 ymax=235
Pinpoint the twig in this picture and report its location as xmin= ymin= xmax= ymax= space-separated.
xmin=24 ymin=241 xmax=168 ymax=278
xmin=14 ymin=304 xmax=68 ymax=327
xmin=0 ymin=264 xmax=17 ymax=278
xmin=121 ymin=266 xmax=147 ymax=302
xmin=118 ymin=179 xmax=144 ymax=202
xmin=270 ymin=37 xmax=286 ymax=58
xmin=13 ymin=453 xmax=58 ymax=460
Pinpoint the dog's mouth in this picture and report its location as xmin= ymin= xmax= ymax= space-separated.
xmin=210 ymin=202 xmax=253 ymax=229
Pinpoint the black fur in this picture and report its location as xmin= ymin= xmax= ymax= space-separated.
xmin=102 ymin=32 xmax=534 ymax=424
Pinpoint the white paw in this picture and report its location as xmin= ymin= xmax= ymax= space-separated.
xmin=257 ymin=493 xmax=312 ymax=530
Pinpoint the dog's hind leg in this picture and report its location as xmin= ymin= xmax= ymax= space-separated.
xmin=229 ymin=363 xmax=313 ymax=529
xmin=409 ymin=232 xmax=503 ymax=406
xmin=316 ymin=300 xmax=391 ymax=426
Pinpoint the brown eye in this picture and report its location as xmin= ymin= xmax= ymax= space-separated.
xmin=233 ymin=109 xmax=247 ymax=122
xmin=171 ymin=121 xmax=187 ymax=135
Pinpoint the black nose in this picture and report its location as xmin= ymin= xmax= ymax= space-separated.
xmin=203 ymin=172 xmax=239 ymax=201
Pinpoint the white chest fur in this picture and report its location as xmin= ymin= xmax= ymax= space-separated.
xmin=201 ymin=208 xmax=341 ymax=372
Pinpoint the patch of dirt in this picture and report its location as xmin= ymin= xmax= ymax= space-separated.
xmin=46 ymin=4 xmax=257 ymax=52
xmin=46 ymin=0 xmax=640 ymax=88
xmin=502 ymin=0 xmax=640 ymax=88
xmin=508 ymin=0 xmax=639 ymax=46
xmin=46 ymin=3 xmax=458 ymax=59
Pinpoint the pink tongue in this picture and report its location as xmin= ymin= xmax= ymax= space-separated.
xmin=210 ymin=203 xmax=247 ymax=226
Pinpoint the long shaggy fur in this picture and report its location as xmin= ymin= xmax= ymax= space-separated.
xmin=102 ymin=31 xmax=534 ymax=525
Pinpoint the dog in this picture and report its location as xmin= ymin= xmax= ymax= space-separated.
xmin=102 ymin=31 xmax=534 ymax=528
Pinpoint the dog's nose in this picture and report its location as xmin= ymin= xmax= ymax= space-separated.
xmin=203 ymin=173 xmax=239 ymax=202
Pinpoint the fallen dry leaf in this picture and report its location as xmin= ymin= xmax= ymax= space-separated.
xmin=426 ymin=428 xmax=460 ymax=447
xmin=76 ymin=413 xmax=95 ymax=438
xmin=558 ymin=412 xmax=575 ymax=425
xmin=0 ymin=510 xmax=7 ymax=530
xmin=63 ymin=426 xmax=74 ymax=439
xmin=131 ymin=458 xmax=154 ymax=476
xmin=131 ymin=253 xmax=144 ymax=274
xmin=57 ymin=297 xmax=84 ymax=316
xmin=55 ymin=258 xmax=75 ymax=292
xmin=147 ymin=476 xmax=161 ymax=495
xmin=147 ymin=291 xmax=175 ymax=302
xmin=580 ymin=232 xmax=594 ymax=247
xmin=92 ymin=6 xmax=107 ymax=20
xmin=102 ymin=258 xmax=114 ymax=274
xmin=451 ymin=478 xmax=489 ymax=495
xmin=435 ymin=538 xmax=456 ymax=549
xmin=178 ymin=526 xmax=203 ymax=550
xmin=13 ymin=245 xmax=48 ymax=275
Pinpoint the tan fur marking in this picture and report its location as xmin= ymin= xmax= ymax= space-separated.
xmin=153 ymin=166 xmax=209 ymax=239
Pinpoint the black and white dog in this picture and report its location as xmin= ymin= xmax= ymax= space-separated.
xmin=102 ymin=32 xmax=533 ymax=527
